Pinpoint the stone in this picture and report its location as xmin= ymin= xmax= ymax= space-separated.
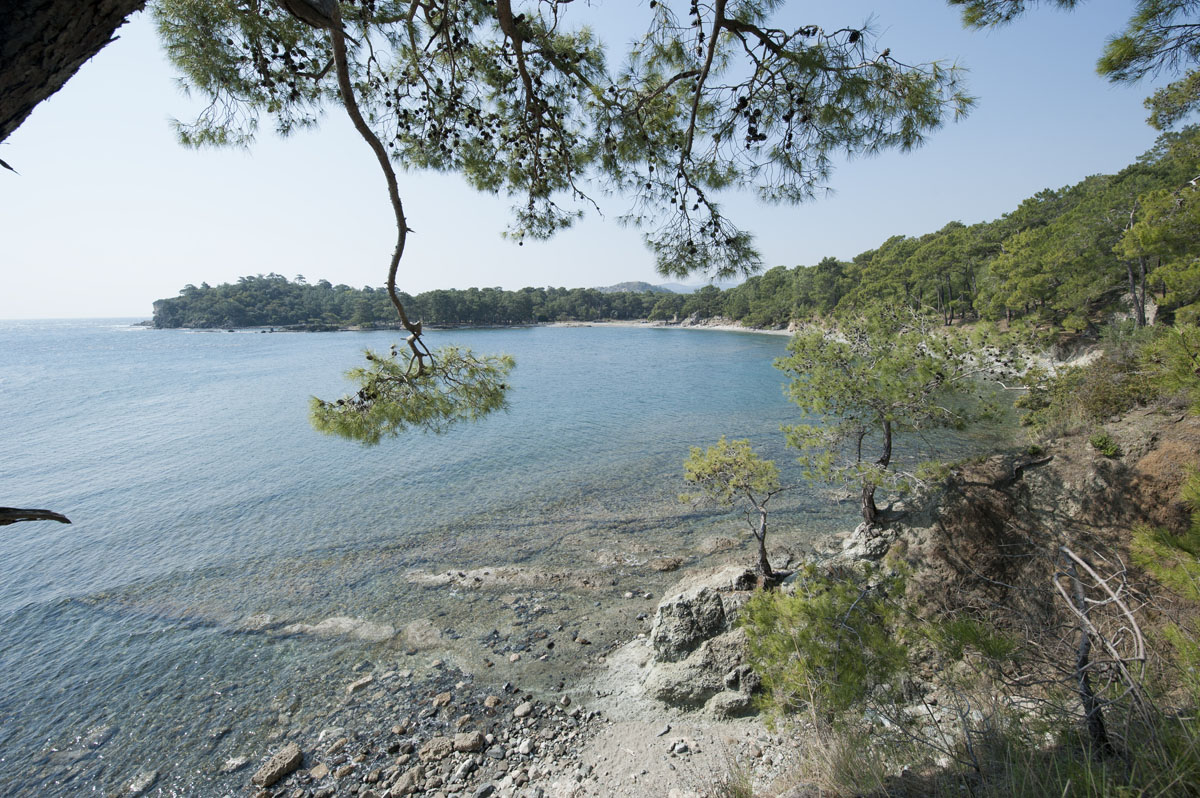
xmin=450 ymin=757 xmax=477 ymax=783
xmin=432 ymin=691 xmax=453 ymax=708
xmin=509 ymin=653 xmax=521 ymax=662
xmin=484 ymin=695 xmax=502 ymax=709
xmin=473 ymin=784 xmax=496 ymax=798
xmin=391 ymin=765 xmax=423 ymax=796
xmin=706 ymin=690 xmax=756 ymax=719
xmin=649 ymin=566 xmax=756 ymax=663
xmin=221 ymin=755 xmax=251 ymax=773
xmin=454 ymin=731 xmax=486 ymax=753
xmin=649 ymin=557 xmax=683 ymax=572
xmin=418 ymin=737 xmax=454 ymax=762
xmin=281 ymin=616 xmax=395 ymax=642
xmin=334 ymin=764 xmax=356 ymax=779
xmin=348 ymin=675 xmax=374 ymax=694
xmin=327 ymin=737 xmax=349 ymax=755
xmin=513 ymin=701 xmax=533 ymax=718
xmin=645 ymin=629 xmax=750 ymax=708
xmin=309 ymin=763 xmax=330 ymax=780
xmin=252 ymin=742 xmax=304 ymax=788
xmin=127 ymin=770 xmax=157 ymax=795
xmin=81 ymin=724 xmax=115 ymax=748
xmin=517 ymin=739 xmax=534 ymax=756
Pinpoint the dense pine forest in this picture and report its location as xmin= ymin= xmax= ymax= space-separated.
xmin=153 ymin=127 xmax=1199 ymax=332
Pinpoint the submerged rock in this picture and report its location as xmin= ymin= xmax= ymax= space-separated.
xmin=281 ymin=616 xmax=395 ymax=642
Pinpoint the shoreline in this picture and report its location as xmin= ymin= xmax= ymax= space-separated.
xmin=141 ymin=318 xmax=794 ymax=337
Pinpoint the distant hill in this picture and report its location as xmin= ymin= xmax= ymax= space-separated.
xmin=593 ymin=281 xmax=675 ymax=294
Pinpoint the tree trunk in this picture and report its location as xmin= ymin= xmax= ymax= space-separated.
xmin=756 ymin=508 xmax=772 ymax=577
xmin=1 ymin=0 xmax=146 ymax=144
xmin=1125 ymin=260 xmax=1146 ymax=327
xmin=861 ymin=419 xmax=892 ymax=526
xmin=1063 ymin=554 xmax=1115 ymax=758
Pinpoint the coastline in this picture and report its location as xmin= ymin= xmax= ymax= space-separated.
xmin=142 ymin=318 xmax=794 ymax=337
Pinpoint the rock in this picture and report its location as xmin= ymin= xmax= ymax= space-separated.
xmin=281 ymin=616 xmax=395 ymax=642
xmin=221 ymin=755 xmax=251 ymax=774
xmin=486 ymin=744 xmax=506 ymax=760
xmin=309 ymin=762 xmax=330 ymax=780
xmin=454 ymin=730 xmax=486 ymax=753
xmin=517 ymin=739 xmax=534 ymax=756
xmin=391 ymin=765 xmax=423 ymax=796
xmin=509 ymin=653 xmax=521 ymax=662
xmin=347 ymin=675 xmax=374 ymax=694
xmin=252 ymin=742 xmax=304 ymax=788
xmin=838 ymin=523 xmax=897 ymax=561
xmin=432 ymin=691 xmax=453 ymax=708
xmin=127 ymin=769 xmax=157 ymax=795
xmin=650 ymin=565 xmax=756 ymax=663
xmin=513 ymin=701 xmax=534 ymax=718
xmin=418 ymin=736 xmax=454 ymax=762
xmin=473 ymin=784 xmax=496 ymax=798
xmin=334 ymin=764 xmax=356 ymax=779
xmin=80 ymin=724 xmax=115 ymax=748
xmin=484 ymin=695 xmax=502 ymax=709
xmin=705 ymin=690 xmax=755 ymax=719
xmin=655 ymin=724 xmax=671 ymax=737
xmin=649 ymin=557 xmax=684 ymax=572
xmin=451 ymin=758 xmax=476 ymax=783
xmin=645 ymin=629 xmax=750 ymax=707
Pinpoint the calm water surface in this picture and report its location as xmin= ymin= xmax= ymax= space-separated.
xmin=0 ymin=320 xmax=1002 ymax=794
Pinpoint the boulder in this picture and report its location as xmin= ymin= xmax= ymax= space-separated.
xmin=644 ymin=629 xmax=749 ymax=708
xmin=649 ymin=565 xmax=755 ymax=662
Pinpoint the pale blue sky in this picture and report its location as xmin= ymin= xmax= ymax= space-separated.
xmin=0 ymin=0 xmax=1174 ymax=318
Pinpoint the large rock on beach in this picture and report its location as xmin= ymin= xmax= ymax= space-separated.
xmin=644 ymin=629 xmax=751 ymax=708
xmin=649 ymin=565 xmax=755 ymax=662
xmin=252 ymin=742 xmax=303 ymax=787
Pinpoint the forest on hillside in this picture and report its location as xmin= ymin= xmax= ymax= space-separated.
xmin=153 ymin=127 xmax=1199 ymax=332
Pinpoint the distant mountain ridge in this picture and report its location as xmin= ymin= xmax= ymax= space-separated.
xmin=593 ymin=281 xmax=676 ymax=294
xmin=594 ymin=280 xmax=740 ymax=294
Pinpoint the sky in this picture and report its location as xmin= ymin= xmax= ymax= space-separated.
xmin=0 ymin=0 xmax=1177 ymax=319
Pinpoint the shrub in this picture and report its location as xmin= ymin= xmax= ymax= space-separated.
xmin=1088 ymin=431 xmax=1123 ymax=458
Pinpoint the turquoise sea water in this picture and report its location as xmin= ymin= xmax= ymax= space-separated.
xmin=0 ymin=320 xmax=1002 ymax=794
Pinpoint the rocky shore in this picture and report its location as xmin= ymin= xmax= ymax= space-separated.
xmin=231 ymin=564 xmax=803 ymax=798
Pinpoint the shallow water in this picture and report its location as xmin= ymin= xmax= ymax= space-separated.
xmin=0 ymin=320 xmax=1005 ymax=794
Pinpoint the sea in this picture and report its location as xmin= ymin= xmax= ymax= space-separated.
xmin=0 ymin=319 xmax=1007 ymax=794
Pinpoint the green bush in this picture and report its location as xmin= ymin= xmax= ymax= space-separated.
xmin=741 ymin=565 xmax=909 ymax=719
xmin=1088 ymin=431 xmax=1123 ymax=458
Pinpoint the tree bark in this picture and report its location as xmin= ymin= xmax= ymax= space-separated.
xmin=1 ymin=0 xmax=145 ymax=144
xmin=755 ymin=508 xmax=773 ymax=577
xmin=861 ymin=419 xmax=892 ymax=526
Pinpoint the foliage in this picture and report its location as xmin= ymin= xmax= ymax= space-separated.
xmin=310 ymin=345 xmax=513 ymax=443
xmin=682 ymin=436 xmax=782 ymax=575
xmin=1015 ymin=327 xmax=1161 ymax=435
xmin=776 ymin=309 xmax=1010 ymax=525
xmin=1132 ymin=469 xmax=1200 ymax=601
xmin=682 ymin=436 xmax=780 ymax=508
xmin=1143 ymin=322 xmax=1200 ymax=411
xmin=1088 ymin=430 xmax=1123 ymax=458
xmin=152 ymin=274 xmax=670 ymax=328
xmin=154 ymin=0 xmax=973 ymax=279
xmin=742 ymin=564 xmax=910 ymax=719
xmin=932 ymin=616 xmax=1020 ymax=663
